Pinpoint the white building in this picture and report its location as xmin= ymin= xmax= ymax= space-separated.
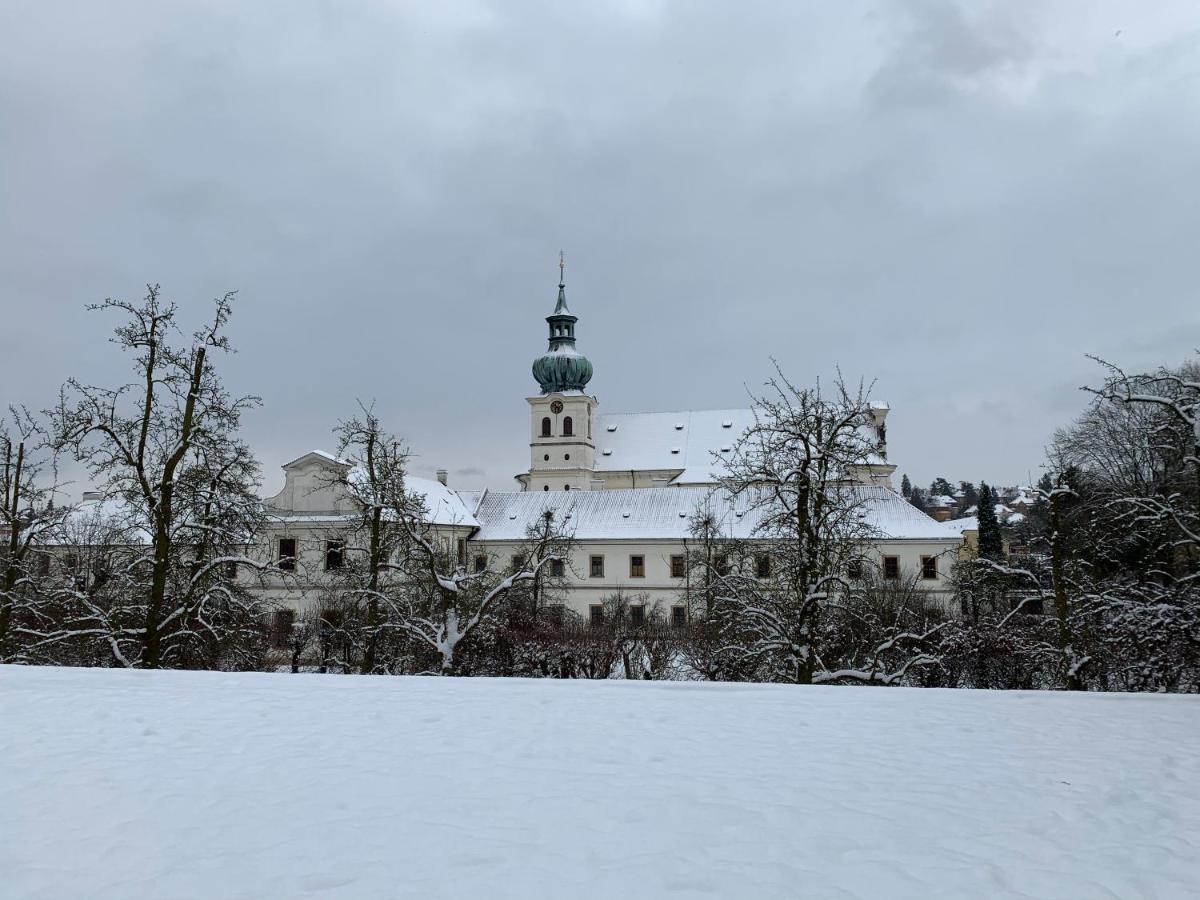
xmin=260 ymin=267 xmax=965 ymax=620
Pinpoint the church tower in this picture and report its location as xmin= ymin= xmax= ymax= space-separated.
xmin=523 ymin=256 xmax=598 ymax=492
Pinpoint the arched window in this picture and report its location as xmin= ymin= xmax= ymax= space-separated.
xmin=541 ymin=417 xmax=552 ymax=437
xmin=562 ymin=416 xmax=573 ymax=437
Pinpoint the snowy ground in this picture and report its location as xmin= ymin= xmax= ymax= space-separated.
xmin=2 ymin=668 xmax=1198 ymax=900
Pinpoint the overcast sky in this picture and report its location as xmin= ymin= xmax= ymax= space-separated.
xmin=2 ymin=1 xmax=1198 ymax=496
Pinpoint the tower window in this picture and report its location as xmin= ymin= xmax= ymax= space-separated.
xmin=541 ymin=417 xmax=552 ymax=437
xmin=564 ymin=453 xmax=570 ymax=461
xmin=564 ymin=484 xmax=570 ymax=491
xmin=544 ymin=454 xmax=549 ymax=461
xmin=563 ymin=416 xmax=573 ymax=436
xmin=543 ymin=485 xmax=549 ymax=491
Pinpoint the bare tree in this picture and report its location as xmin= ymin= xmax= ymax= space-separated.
xmin=49 ymin=286 xmax=272 ymax=669
xmin=710 ymin=367 xmax=938 ymax=684
xmin=326 ymin=408 xmax=570 ymax=675
xmin=1083 ymin=354 xmax=1199 ymax=581
xmin=1 ymin=408 xmax=69 ymax=661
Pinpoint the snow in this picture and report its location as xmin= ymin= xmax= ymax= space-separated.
xmin=4 ymin=667 xmax=1197 ymax=900
xmin=944 ymin=515 xmax=979 ymax=534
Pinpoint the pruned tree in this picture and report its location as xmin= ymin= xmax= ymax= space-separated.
xmin=49 ymin=286 xmax=272 ymax=669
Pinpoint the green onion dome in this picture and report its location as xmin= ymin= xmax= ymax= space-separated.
xmin=532 ymin=278 xmax=593 ymax=394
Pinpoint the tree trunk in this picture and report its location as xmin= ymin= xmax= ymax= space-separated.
xmin=1049 ymin=489 xmax=1081 ymax=691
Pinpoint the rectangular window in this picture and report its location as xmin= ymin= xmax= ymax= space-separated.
xmin=589 ymin=555 xmax=604 ymax=578
xmin=671 ymin=605 xmax=687 ymax=628
xmin=630 ymin=604 xmax=646 ymax=627
xmin=456 ymin=539 xmax=466 ymax=566
xmin=589 ymin=604 xmax=604 ymax=626
xmin=883 ymin=556 xmax=900 ymax=579
xmin=277 ymin=538 xmax=297 ymax=572
xmin=670 ymin=554 xmax=686 ymax=578
xmin=549 ymin=558 xmax=565 ymax=578
xmin=629 ymin=554 xmax=645 ymax=578
xmin=271 ymin=609 xmax=295 ymax=649
xmin=511 ymin=553 xmax=527 ymax=572
xmin=473 ymin=554 xmax=488 ymax=574
xmin=36 ymin=553 xmax=51 ymax=577
xmin=847 ymin=559 xmax=864 ymax=579
xmin=224 ymin=560 xmax=239 ymax=580
xmin=715 ymin=554 xmax=730 ymax=577
xmin=63 ymin=553 xmax=78 ymax=574
xmin=921 ymin=555 xmax=938 ymax=580
xmin=325 ymin=540 xmax=345 ymax=571
xmin=755 ymin=554 xmax=772 ymax=579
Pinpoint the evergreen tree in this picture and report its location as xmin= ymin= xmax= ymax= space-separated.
xmin=977 ymin=482 xmax=1003 ymax=559
xmin=929 ymin=477 xmax=954 ymax=499
xmin=908 ymin=487 xmax=927 ymax=512
xmin=900 ymin=473 xmax=912 ymax=498
xmin=959 ymin=481 xmax=979 ymax=516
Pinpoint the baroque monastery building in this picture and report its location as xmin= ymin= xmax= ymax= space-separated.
xmin=261 ymin=265 xmax=965 ymax=620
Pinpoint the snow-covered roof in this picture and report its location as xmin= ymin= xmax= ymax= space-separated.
xmin=473 ymin=487 xmax=759 ymax=541
xmin=943 ymin=516 xmax=979 ymax=534
xmin=852 ymin=486 xmax=969 ymax=540
xmin=46 ymin=496 xmax=151 ymax=545
xmin=407 ymin=476 xmax=479 ymax=528
xmin=593 ymin=408 xmax=757 ymax=484
xmin=282 ymin=449 xmax=350 ymax=468
xmin=472 ymin=484 xmax=963 ymax=543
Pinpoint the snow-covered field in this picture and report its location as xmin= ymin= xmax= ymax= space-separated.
xmin=2 ymin=667 xmax=1198 ymax=900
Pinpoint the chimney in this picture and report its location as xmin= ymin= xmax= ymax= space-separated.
xmin=436 ymin=469 xmax=448 ymax=486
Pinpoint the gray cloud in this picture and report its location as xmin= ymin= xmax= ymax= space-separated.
xmin=2 ymin=0 xmax=1198 ymax=497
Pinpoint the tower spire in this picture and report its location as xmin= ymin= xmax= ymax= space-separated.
xmin=554 ymin=249 xmax=569 ymax=314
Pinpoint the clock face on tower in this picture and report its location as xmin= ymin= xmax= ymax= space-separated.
xmin=550 ymin=400 xmax=563 ymax=414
